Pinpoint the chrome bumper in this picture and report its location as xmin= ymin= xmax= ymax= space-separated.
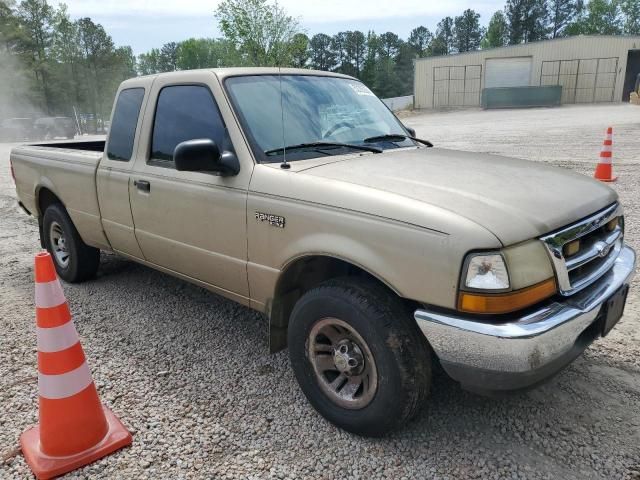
xmin=415 ymin=245 xmax=636 ymax=392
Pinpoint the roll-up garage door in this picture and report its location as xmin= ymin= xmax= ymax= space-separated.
xmin=485 ymin=57 xmax=533 ymax=88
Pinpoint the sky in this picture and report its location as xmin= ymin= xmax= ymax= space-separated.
xmin=49 ymin=0 xmax=503 ymax=55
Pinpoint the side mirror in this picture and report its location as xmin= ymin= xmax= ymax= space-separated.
xmin=405 ymin=126 xmax=416 ymax=137
xmin=173 ymin=138 xmax=240 ymax=176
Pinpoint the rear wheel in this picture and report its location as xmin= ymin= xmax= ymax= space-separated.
xmin=42 ymin=203 xmax=100 ymax=282
xmin=288 ymin=277 xmax=431 ymax=436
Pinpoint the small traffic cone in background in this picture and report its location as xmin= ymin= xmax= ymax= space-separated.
xmin=594 ymin=127 xmax=617 ymax=182
xmin=20 ymin=252 xmax=131 ymax=480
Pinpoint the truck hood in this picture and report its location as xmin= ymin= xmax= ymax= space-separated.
xmin=299 ymin=147 xmax=617 ymax=245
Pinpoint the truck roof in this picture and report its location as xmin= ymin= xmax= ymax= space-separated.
xmin=121 ymin=67 xmax=356 ymax=89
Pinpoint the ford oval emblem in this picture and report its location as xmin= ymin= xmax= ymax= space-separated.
xmin=597 ymin=243 xmax=610 ymax=258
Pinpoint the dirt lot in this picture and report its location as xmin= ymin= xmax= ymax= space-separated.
xmin=1 ymin=104 xmax=639 ymax=479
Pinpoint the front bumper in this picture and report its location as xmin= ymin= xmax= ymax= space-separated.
xmin=415 ymin=245 xmax=636 ymax=393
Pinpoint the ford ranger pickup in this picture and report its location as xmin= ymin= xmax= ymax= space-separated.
xmin=11 ymin=68 xmax=636 ymax=436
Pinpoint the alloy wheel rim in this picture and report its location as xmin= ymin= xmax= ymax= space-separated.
xmin=49 ymin=221 xmax=70 ymax=268
xmin=307 ymin=317 xmax=378 ymax=409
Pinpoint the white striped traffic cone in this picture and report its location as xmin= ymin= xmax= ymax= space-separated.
xmin=20 ymin=251 xmax=132 ymax=480
xmin=594 ymin=127 xmax=616 ymax=182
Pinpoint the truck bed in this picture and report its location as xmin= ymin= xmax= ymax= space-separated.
xmin=30 ymin=139 xmax=106 ymax=152
xmin=11 ymin=141 xmax=108 ymax=250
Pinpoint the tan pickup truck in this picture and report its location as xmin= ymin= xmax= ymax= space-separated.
xmin=11 ymin=68 xmax=636 ymax=436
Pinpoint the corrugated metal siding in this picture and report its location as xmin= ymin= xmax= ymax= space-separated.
xmin=414 ymin=36 xmax=640 ymax=109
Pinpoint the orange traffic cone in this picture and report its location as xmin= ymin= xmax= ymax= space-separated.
xmin=20 ymin=252 xmax=132 ymax=480
xmin=594 ymin=127 xmax=617 ymax=182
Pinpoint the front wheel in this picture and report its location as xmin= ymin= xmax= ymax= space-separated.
xmin=288 ymin=278 xmax=431 ymax=436
xmin=42 ymin=203 xmax=100 ymax=282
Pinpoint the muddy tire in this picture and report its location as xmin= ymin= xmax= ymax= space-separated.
xmin=42 ymin=203 xmax=100 ymax=283
xmin=288 ymin=277 xmax=431 ymax=436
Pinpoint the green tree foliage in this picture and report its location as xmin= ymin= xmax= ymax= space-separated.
xmin=1 ymin=0 xmax=34 ymax=118
xmin=621 ymin=0 xmax=640 ymax=33
xmin=290 ymin=33 xmax=309 ymax=67
xmin=330 ymin=31 xmax=347 ymax=72
xmin=454 ymin=9 xmax=484 ymax=52
xmin=408 ymin=26 xmax=432 ymax=56
xmin=371 ymin=32 xmax=408 ymax=97
xmin=506 ymin=0 xmax=549 ymax=43
xmin=175 ymin=39 xmax=221 ymax=70
xmin=344 ymin=31 xmax=366 ymax=76
xmin=1 ymin=0 xmax=135 ymax=120
xmin=481 ymin=11 xmax=509 ymax=48
xmin=395 ymin=41 xmax=417 ymax=94
xmin=428 ymin=36 xmax=448 ymax=56
xmin=158 ymin=42 xmax=178 ymax=72
xmin=215 ymin=0 xmax=301 ymax=66
xmin=360 ymin=31 xmax=379 ymax=87
xmin=308 ymin=33 xmax=335 ymax=71
xmin=566 ymin=0 xmax=622 ymax=34
xmin=137 ymin=48 xmax=160 ymax=75
xmin=1 ymin=0 xmax=22 ymax=51
xmin=433 ymin=17 xmax=455 ymax=54
xmin=138 ymin=38 xmax=245 ymax=73
xmin=76 ymin=17 xmax=118 ymax=116
xmin=548 ymin=0 xmax=582 ymax=37
xmin=16 ymin=0 xmax=54 ymax=112
xmin=378 ymin=31 xmax=401 ymax=57
xmin=3 ymin=0 xmax=638 ymax=120
xmin=50 ymin=5 xmax=82 ymax=112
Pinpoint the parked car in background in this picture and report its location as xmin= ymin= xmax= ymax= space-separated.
xmin=33 ymin=116 xmax=77 ymax=140
xmin=0 ymin=118 xmax=34 ymax=142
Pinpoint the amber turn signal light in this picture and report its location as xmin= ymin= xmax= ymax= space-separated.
xmin=458 ymin=278 xmax=557 ymax=314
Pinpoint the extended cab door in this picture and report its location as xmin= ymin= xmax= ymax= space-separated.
xmin=128 ymin=72 xmax=252 ymax=301
xmin=96 ymin=81 xmax=149 ymax=258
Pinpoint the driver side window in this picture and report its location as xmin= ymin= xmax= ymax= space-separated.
xmin=150 ymin=85 xmax=231 ymax=166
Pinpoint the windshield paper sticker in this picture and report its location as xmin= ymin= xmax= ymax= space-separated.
xmin=349 ymin=83 xmax=375 ymax=96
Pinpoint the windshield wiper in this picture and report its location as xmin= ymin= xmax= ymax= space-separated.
xmin=363 ymin=134 xmax=433 ymax=147
xmin=265 ymin=141 xmax=382 ymax=156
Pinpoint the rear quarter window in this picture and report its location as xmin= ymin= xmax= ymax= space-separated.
xmin=107 ymin=88 xmax=145 ymax=161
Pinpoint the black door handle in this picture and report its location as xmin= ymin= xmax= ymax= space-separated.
xmin=134 ymin=180 xmax=150 ymax=192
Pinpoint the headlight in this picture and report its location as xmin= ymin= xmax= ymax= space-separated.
xmin=463 ymin=253 xmax=509 ymax=290
xmin=458 ymin=248 xmax=557 ymax=314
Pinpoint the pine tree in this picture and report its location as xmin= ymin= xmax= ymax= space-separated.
xmin=330 ymin=32 xmax=347 ymax=73
xmin=158 ymin=42 xmax=178 ymax=72
xmin=454 ymin=9 xmax=484 ymax=52
xmin=290 ymin=33 xmax=309 ymax=68
xmin=437 ymin=17 xmax=455 ymax=53
xmin=505 ymin=0 xmax=549 ymax=43
xmin=481 ymin=11 xmax=509 ymax=48
xmin=308 ymin=33 xmax=336 ymax=71
xmin=344 ymin=31 xmax=366 ymax=77
xmin=16 ymin=0 xmax=55 ymax=113
xmin=408 ymin=26 xmax=432 ymax=56
xmin=360 ymin=31 xmax=378 ymax=88
xmin=549 ymin=0 xmax=582 ymax=37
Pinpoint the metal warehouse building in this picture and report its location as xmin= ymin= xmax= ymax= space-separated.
xmin=414 ymin=35 xmax=640 ymax=109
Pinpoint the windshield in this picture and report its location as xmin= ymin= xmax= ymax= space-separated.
xmin=225 ymin=75 xmax=415 ymax=163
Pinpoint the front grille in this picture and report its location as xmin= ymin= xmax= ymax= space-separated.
xmin=540 ymin=203 xmax=623 ymax=296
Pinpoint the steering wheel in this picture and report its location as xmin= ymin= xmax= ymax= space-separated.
xmin=324 ymin=121 xmax=355 ymax=138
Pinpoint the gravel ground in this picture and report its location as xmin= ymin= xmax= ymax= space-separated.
xmin=1 ymin=104 xmax=640 ymax=480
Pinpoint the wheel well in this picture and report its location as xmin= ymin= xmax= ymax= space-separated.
xmin=37 ymin=187 xmax=63 ymax=217
xmin=36 ymin=188 xmax=64 ymax=247
xmin=269 ymin=255 xmax=412 ymax=352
